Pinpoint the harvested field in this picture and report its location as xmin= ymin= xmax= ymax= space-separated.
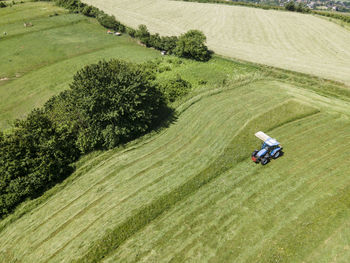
xmin=83 ymin=0 xmax=350 ymax=85
xmin=1 ymin=79 xmax=350 ymax=262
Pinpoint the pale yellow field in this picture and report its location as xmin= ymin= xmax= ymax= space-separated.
xmin=82 ymin=0 xmax=350 ymax=85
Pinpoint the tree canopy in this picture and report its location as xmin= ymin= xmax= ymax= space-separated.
xmin=174 ymin=30 xmax=211 ymax=61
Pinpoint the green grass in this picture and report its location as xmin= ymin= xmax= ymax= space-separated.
xmin=0 ymin=2 xmax=160 ymax=130
xmin=1 ymin=76 xmax=349 ymax=262
xmin=1 ymin=1 xmax=350 ymax=262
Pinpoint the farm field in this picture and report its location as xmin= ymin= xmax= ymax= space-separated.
xmin=0 ymin=1 xmax=160 ymax=130
xmin=1 ymin=76 xmax=350 ymax=262
xmin=82 ymin=0 xmax=350 ymax=85
xmin=1 ymin=1 xmax=350 ymax=262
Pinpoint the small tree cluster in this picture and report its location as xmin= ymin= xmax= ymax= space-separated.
xmin=0 ymin=59 xmax=171 ymax=217
xmin=174 ymin=30 xmax=211 ymax=61
xmin=285 ymin=1 xmax=310 ymax=13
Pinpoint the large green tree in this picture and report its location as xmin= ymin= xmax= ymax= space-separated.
xmin=65 ymin=59 xmax=169 ymax=152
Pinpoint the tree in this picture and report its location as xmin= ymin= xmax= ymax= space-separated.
xmin=0 ymin=109 xmax=79 ymax=217
xmin=135 ymin=25 xmax=151 ymax=46
xmin=174 ymin=30 xmax=211 ymax=61
xmin=285 ymin=1 xmax=296 ymax=11
xmin=67 ymin=59 xmax=169 ymax=151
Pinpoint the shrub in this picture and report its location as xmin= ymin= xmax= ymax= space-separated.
xmin=159 ymin=76 xmax=192 ymax=102
xmin=174 ymin=30 xmax=211 ymax=61
xmin=126 ymin=27 xmax=136 ymax=38
xmin=81 ymin=5 xmax=100 ymax=17
xmin=135 ymin=24 xmax=151 ymax=46
xmin=160 ymin=36 xmax=178 ymax=54
xmin=0 ymin=2 xmax=6 ymax=8
xmin=285 ymin=1 xmax=296 ymax=11
xmin=97 ymin=13 xmax=125 ymax=32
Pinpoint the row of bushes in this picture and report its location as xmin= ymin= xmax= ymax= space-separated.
xmin=182 ymin=0 xmax=350 ymax=23
xmin=0 ymin=59 xmax=193 ymax=218
xmin=39 ymin=0 xmax=211 ymax=61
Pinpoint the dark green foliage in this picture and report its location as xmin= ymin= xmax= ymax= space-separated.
xmin=81 ymin=5 xmax=99 ymax=17
xmin=160 ymin=36 xmax=178 ymax=54
xmin=0 ymin=58 xmax=173 ymax=217
xmin=0 ymin=2 xmax=6 ymax=8
xmin=285 ymin=1 xmax=295 ymax=11
xmin=135 ymin=24 xmax=151 ymax=46
xmin=149 ymin=33 xmax=162 ymax=50
xmin=66 ymin=59 xmax=169 ymax=152
xmin=174 ymin=30 xmax=211 ymax=61
xmin=96 ymin=13 xmax=125 ymax=32
xmin=0 ymin=109 xmax=79 ymax=218
xmin=159 ymin=76 xmax=192 ymax=102
xmin=126 ymin=27 xmax=136 ymax=38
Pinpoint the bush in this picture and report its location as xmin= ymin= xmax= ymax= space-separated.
xmin=67 ymin=59 xmax=169 ymax=151
xmin=81 ymin=5 xmax=100 ymax=17
xmin=97 ymin=13 xmax=125 ymax=32
xmin=135 ymin=24 xmax=151 ymax=46
xmin=0 ymin=2 xmax=6 ymax=8
xmin=126 ymin=27 xmax=136 ymax=38
xmin=285 ymin=1 xmax=296 ymax=11
xmin=160 ymin=36 xmax=178 ymax=54
xmin=174 ymin=30 xmax=211 ymax=61
xmin=159 ymin=76 xmax=192 ymax=102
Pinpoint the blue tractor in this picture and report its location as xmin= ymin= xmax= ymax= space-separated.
xmin=251 ymin=131 xmax=283 ymax=165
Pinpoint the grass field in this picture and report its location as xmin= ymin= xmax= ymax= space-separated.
xmin=0 ymin=73 xmax=349 ymax=261
xmin=82 ymin=0 xmax=350 ymax=85
xmin=0 ymin=1 xmax=160 ymax=130
xmin=1 ymin=1 xmax=350 ymax=262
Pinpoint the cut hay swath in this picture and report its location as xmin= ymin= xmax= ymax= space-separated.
xmin=82 ymin=0 xmax=350 ymax=85
xmin=1 ymin=80 xmax=350 ymax=262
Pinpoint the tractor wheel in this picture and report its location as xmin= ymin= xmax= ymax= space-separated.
xmin=261 ymin=158 xmax=269 ymax=165
xmin=273 ymin=151 xmax=281 ymax=159
xmin=251 ymin=150 xmax=258 ymax=157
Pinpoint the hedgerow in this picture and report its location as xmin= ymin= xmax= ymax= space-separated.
xmin=35 ymin=0 xmax=211 ymax=61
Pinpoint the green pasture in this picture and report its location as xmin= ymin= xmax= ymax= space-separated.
xmin=0 ymin=1 xmax=160 ymax=130
xmin=1 ymin=77 xmax=349 ymax=262
xmin=1 ymin=1 xmax=350 ymax=262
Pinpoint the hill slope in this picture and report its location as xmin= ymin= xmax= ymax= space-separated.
xmin=0 ymin=2 xmax=159 ymax=130
xmin=82 ymin=0 xmax=350 ymax=85
xmin=0 ymin=78 xmax=349 ymax=262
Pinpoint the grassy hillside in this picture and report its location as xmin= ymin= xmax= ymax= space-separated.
xmin=0 ymin=1 xmax=160 ymax=130
xmin=0 ymin=70 xmax=349 ymax=261
xmin=1 ymin=1 xmax=350 ymax=262
xmin=82 ymin=0 xmax=350 ymax=85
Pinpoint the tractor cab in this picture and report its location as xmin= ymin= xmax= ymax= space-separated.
xmin=251 ymin=131 xmax=283 ymax=165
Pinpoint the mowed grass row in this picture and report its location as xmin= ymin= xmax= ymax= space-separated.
xmin=106 ymin=112 xmax=350 ymax=263
xmin=0 ymin=2 xmax=160 ymax=130
xmin=82 ymin=0 xmax=350 ymax=85
xmin=0 ymin=81 xmax=301 ymax=262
